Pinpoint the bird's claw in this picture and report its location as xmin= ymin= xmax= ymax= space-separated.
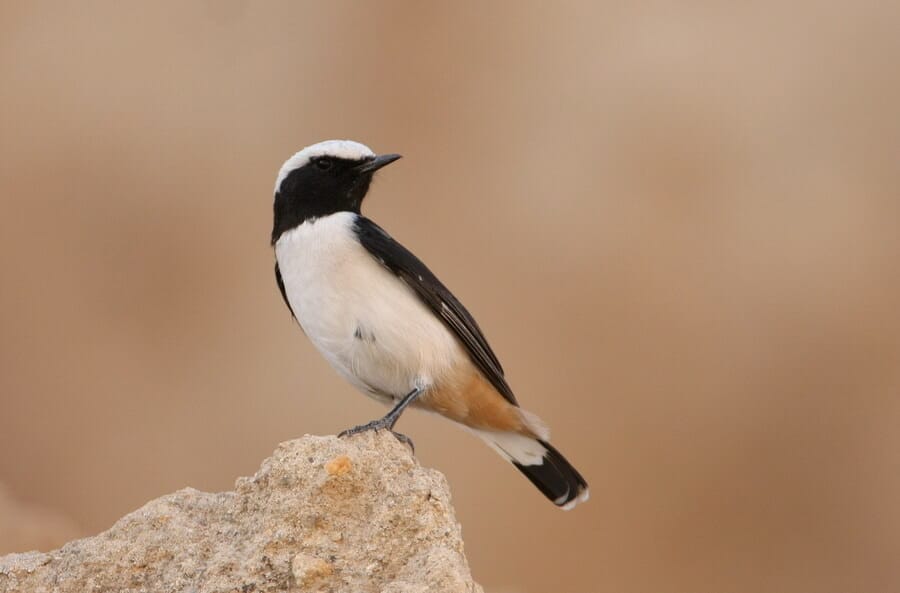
xmin=338 ymin=419 xmax=415 ymax=452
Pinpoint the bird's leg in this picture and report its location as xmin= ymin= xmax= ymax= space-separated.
xmin=339 ymin=387 xmax=423 ymax=450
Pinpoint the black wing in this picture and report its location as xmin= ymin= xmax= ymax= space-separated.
xmin=354 ymin=216 xmax=517 ymax=405
xmin=274 ymin=262 xmax=296 ymax=320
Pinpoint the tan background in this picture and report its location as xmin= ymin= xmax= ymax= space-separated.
xmin=2 ymin=2 xmax=899 ymax=592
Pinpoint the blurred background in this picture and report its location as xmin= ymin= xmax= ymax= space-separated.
xmin=2 ymin=2 xmax=899 ymax=591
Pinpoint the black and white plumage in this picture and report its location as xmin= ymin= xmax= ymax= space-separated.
xmin=271 ymin=139 xmax=588 ymax=509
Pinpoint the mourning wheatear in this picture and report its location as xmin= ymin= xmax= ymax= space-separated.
xmin=272 ymin=140 xmax=588 ymax=509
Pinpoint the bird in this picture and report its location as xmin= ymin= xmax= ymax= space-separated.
xmin=271 ymin=139 xmax=588 ymax=509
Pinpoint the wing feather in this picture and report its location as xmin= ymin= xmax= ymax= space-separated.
xmin=354 ymin=217 xmax=517 ymax=405
xmin=274 ymin=261 xmax=297 ymax=321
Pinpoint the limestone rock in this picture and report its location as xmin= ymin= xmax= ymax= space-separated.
xmin=0 ymin=432 xmax=482 ymax=593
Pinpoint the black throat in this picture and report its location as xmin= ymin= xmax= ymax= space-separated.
xmin=271 ymin=157 xmax=374 ymax=244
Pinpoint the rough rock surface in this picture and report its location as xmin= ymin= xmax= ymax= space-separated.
xmin=0 ymin=432 xmax=483 ymax=593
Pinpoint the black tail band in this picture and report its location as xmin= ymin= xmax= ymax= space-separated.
xmin=513 ymin=440 xmax=588 ymax=508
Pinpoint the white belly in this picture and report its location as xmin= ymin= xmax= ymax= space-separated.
xmin=275 ymin=212 xmax=463 ymax=401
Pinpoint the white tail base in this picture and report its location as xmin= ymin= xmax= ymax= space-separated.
xmin=469 ymin=428 xmax=548 ymax=466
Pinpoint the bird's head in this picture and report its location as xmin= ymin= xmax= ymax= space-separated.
xmin=271 ymin=140 xmax=401 ymax=244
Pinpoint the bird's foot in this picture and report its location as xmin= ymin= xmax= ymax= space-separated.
xmin=338 ymin=418 xmax=415 ymax=452
xmin=338 ymin=387 xmax=422 ymax=452
xmin=338 ymin=417 xmax=391 ymax=437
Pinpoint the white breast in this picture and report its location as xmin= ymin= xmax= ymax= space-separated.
xmin=274 ymin=212 xmax=464 ymax=401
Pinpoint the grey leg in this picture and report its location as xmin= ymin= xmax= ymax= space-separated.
xmin=339 ymin=387 xmax=423 ymax=450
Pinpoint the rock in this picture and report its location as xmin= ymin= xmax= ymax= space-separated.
xmin=0 ymin=432 xmax=483 ymax=593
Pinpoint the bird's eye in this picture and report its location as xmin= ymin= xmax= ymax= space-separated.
xmin=315 ymin=158 xmax=333 ymax=170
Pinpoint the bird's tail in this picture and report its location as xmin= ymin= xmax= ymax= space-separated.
xmin=470 ymin=412 xmax=589 ymax=510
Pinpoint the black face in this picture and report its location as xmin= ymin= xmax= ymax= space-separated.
xmin=271 ymin=153 xmax=401 ymax=244
xmin=271 ymin=156 xmax=371 ymax=244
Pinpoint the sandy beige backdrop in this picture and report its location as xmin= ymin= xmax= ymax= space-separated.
xmin=2 ymin=2 xmax=899 ymax=592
